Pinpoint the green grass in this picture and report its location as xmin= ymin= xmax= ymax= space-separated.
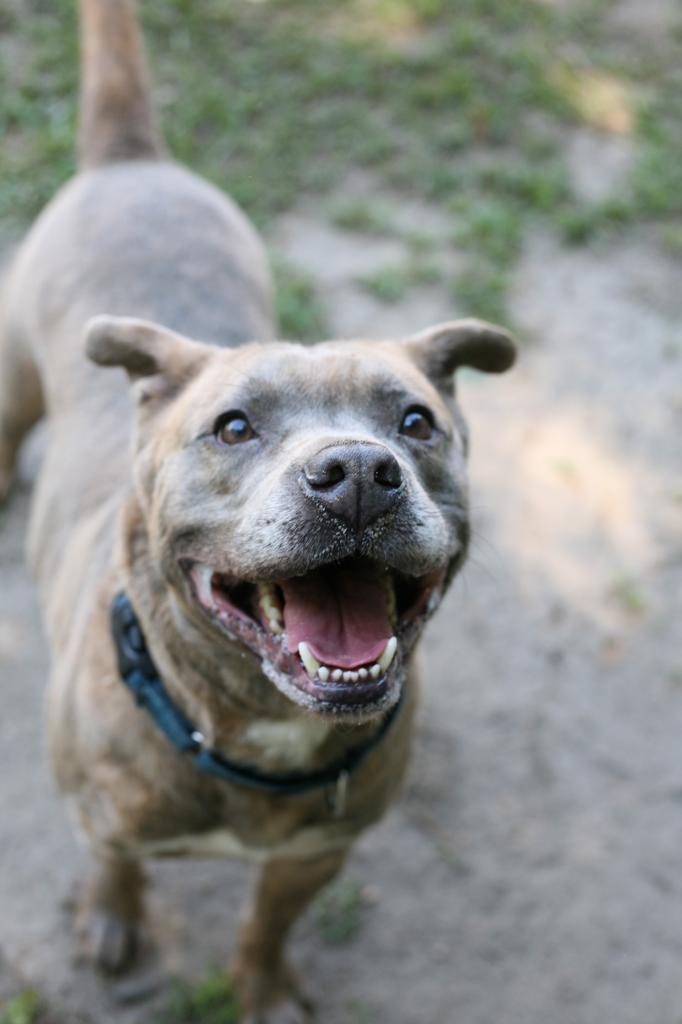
xmin=156 ymin=972 xmax=240 ymax=1024
xmin=452 ymin=264 xmax=509 ymax=325
xmin=357 ymin=266 xmax=409 ymax=303
xmin=271 ymin=254 xmax=328 ymax=340
xmin=357 ymin=255 xmax=442 ymax=303
xmin=331 ymin=200 xmax=394 ymax=235
xmin=0 ymin=0 xmax=680 ymax=328
xmin=313 ymin=877 xmax=366 ymax=945
xmin=609 ymin=576 xmax=646 ymax=616
xmin=660 ymin=225 xmax=682 ymax=254
xmin=0 ymin=991 xmax=40 ymax=1024
xmin=347 ymin=1001 xmax=376 ymax=1024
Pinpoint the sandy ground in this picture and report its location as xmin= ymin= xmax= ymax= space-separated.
xmin=1 ymin=73 xmax=682 ymax=1024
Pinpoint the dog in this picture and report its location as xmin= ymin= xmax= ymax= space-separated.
xmin=0 ymin=1 xmax=515 ymax=1020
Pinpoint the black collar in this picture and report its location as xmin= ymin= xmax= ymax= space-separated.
xmin=110 ymin=592 xmax=402 ymax=815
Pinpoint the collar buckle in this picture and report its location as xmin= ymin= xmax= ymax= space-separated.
xmin=328 ymin=769 xmax=350 ymax=817
xmin=190 ymin=729 xmax=206 ymax=751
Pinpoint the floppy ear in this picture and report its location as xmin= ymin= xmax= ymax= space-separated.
xmin=84 ymin=315 xmax=211 ymax=384
xmin=404 ymin=318 xmax=517 ymax=385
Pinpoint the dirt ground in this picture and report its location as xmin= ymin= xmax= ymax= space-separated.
xmin=1 ymin=17 xmax=682 ymax=1024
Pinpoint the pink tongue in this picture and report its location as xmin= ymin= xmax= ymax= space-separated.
xmin=281 ymin=564 xmax=391 ymax=669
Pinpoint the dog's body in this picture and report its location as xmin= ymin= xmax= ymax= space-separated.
xmin=0 ymin=2 xmax=514 ymax=1019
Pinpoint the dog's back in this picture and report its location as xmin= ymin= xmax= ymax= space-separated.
xmin=0 ymin=0 xmax=274 ymax=600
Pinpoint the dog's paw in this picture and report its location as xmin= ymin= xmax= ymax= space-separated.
xmin=231 ymin=957 xmax=314 ymax=1024
xmin=79 ymin=909 xmax=139 ymax=975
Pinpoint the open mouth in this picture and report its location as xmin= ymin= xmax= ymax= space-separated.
xmin=183 ymin=557 xmax=446 ymax=716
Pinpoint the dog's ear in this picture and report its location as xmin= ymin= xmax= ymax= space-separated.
xmin=84 ymin=315 xmax=210 ymax=385
xmin=403 ymin=319 xmax=517 ymax=386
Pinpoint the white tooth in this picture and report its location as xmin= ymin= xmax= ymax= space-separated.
xmin=378 ymin=636 xmax=397 ymax=671
xmin=331 ymin=669 xmax=343 ymax=681
xmin=258 ymin=584 xmax=283 ymax=623
xmin=195 ymin=565 xmax=215 ymax=607
xmin=268 ymin=618 xmax=283 ymax=635
xmin=262 ymin=597 xmax=282 ymax=620
xmin=318 ymin=666 xmax=330 ymax=682
xmin=358 ymin=667 xmax=368 ymax=679
xmin=369 ymin=663 xmax=381 ymax=679
xmin=298 ymin=642 xmax=320 ymax=679
xmin=343 ymin=671 xmax=359 ymax=683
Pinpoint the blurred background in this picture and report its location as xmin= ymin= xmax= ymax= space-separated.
xmin=0 ymin=1 xmax=681 ymax=1022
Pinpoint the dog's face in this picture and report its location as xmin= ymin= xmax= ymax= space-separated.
xmin=86 ymin=316 xmax=515 ymax=720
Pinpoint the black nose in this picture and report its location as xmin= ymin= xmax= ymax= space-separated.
xmin=302 ymin=442 xmax=403 ymax=534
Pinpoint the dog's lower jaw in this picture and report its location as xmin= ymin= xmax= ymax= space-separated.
xmin=260 ymin=652 xmax=404 ymax=725
xmin=123 ymin=552 xmax=392 ymax=757
xmin=176 ymin=553 xmax=451 ymax=722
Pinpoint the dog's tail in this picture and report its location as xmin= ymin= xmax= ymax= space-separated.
xmin=77 ymin=0 xmax=165 ymax=168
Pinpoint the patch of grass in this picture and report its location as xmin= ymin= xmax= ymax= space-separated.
xmin=660 ymin=225 xmax=682 ymax=254
xmin=410 ymin=259 xmax=442 ymax=285
xmin=347 ymin=1001 xmax=376 ymax=1024
xmin=157 ymin=972 xmax=240 ymax=1024
xmin=271 ymin=255 xmax=328 ymax=341
xmin=452 ymin=198 xmax=522 ymax=272
xmin=356 ymin=266 xmax=408 ymax=303
xmin=609 ymin=576 xmax=646 ymax=616
xmin=0 ymin=991 xmax=40 ymax=1024
xmin=404 ymin=231 xmax=438 ymax=257
xmin=356 ymin=253 xmax=442 ymax=302
xmin=313 ymin=878 xmax=366 ymax=946
xmin=452 ymin=265 xmax=510 ymax=326
xmin=556 ymin=205 xmax=599 ymax=245
xmin=554 ymin=195 xmax=636 ymax=245
xmin=631 ymin=71 xmax=682 ymax=218
xmin=330 ymin=200 xmax=394 ymax=235
xmin=477 ymin=160 xmax=571 ymax=214
xmin=1 ymin=0 xmax=680 ymax=322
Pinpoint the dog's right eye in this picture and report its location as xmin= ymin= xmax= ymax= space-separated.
xmin=215 ymin=411 xmax=256 ymax=445
xmin=399 ymin=405 xmax=434 ymax=441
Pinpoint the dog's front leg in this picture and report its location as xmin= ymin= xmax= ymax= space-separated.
xmin=231 ymin=847 xmax=348 ymax=1023
xmin=76 ymin=854 xmax=145 ymax=974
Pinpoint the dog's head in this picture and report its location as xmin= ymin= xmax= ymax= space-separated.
xmin=86 ymin=316 xmax=515 ymax=720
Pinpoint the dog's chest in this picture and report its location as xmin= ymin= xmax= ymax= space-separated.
xmin=241 ymin=716 xmax=332 ymax=769
xmin=136 ymin=821 xmax=347 ymax=863
xmin=135 ymin=716 xmax=341 ymax=863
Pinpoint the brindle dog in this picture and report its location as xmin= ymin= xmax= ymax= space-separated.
xmin=0 ymin=1 xmax=515 ymax=1020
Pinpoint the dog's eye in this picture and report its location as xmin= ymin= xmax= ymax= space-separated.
xmin=215 ymin=411 xmax=256 ymax=445
xmin=400 ymin=406 xmax=434 ymax=441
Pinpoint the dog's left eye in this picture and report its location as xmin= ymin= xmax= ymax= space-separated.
xmin=399 ymin=406 xmax=434 ymax=441
xmin=215 ymin=411 xmax=256 ymax=445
